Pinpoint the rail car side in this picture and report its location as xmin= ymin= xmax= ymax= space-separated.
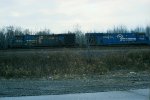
xmin=85 ymin=33 xmax=150 ymax=46
xmin=12 ymin=34 xmax=76 ymax=48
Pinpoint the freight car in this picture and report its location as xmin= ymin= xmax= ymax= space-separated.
xmin=85 ymin=33 xmax=150 ymax=46
xmin=12 ymin=34 xmax=75 ymax=48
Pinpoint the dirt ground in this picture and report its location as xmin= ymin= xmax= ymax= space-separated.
xmin=0 ymin=71 xmax=150 ymax=97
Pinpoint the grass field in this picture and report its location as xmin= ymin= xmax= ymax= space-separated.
xmin=0 ymin=47 xmax=150 ymax=78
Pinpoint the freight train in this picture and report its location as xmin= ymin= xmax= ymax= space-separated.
xmin=12 ymin=33 xmax=150 ymax=48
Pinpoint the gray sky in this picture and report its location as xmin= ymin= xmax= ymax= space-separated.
xmin=0 ymin=0 xmax=150 ymax=33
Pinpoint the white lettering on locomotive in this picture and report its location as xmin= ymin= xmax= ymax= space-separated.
xmin=117 ymin=34 xmax=136 ymax=41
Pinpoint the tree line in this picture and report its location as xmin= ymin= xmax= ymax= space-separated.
xmin=0 ymin=26 xmax=52 ymax=49
xmin=0 ymin=25 xmax=150 ymax=49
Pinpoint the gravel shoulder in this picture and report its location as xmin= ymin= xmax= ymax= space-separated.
xmin=0 ymin=71 xmax=150 ymax=97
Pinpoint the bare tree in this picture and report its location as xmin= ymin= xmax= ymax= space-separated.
xmin=73 ymin=25 xmax=86 ymax=47
xmin=131 ymin=26 xmax=145 ymax=33
xmin=145 ymin=25 xmax=150 ymax=39
xmin=14 ymin=27 xmax=24 ymax=35
xmin=23 ymin=29 xmax=31 ymax=35
xmin=0 ymin=29 xmax=5 ymax=49
xmin=107 ymin=25 xmax=128 ymax=33
xmin=0 ymin=26 xmax=25 ymax=48
xmin=4 ymin=26 xmax=15 ymax=48
xmin=36 ymin=29 xmax=52 ymax=35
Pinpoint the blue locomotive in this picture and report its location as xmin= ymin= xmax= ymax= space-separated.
xmin=85 ymin=33 xmax=150 ymax=46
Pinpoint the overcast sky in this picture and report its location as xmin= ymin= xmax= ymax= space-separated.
xmin=0 ymin=0 xmax=150 ymax=33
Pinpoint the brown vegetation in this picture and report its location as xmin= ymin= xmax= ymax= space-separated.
xmin=0 ymin=49 xmax=150 ymax=78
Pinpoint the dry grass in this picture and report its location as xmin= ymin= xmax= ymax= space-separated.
xmin=0 ymin=49 xmax=150 ymax=78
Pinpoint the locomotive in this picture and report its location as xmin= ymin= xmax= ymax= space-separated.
xmin=12 ymin=33 xmax=150 ymax=48
xmin=12 ymin=34 xmax=75 ymax=48
xmin=85 ymin=33 xmax=150 ymax=46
